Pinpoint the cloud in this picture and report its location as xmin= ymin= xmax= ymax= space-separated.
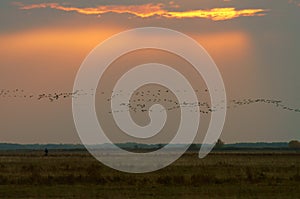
xmin=14 ymin=2 xmax=268 ymax=21
xmin=164 ymin=8 xmax=266 ymax=21
xmin=14 ymin=2 xmax=166 ymax=18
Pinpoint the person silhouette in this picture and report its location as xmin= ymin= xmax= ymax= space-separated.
xmin=44 ymin=148 xmax=48 ymax=156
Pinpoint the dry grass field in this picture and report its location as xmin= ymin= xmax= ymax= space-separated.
xmin=0 ymin=150 xmax=299 ymax=198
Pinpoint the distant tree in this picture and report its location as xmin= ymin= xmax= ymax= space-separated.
xmin=188 ymin=144 xmax=200 ymax=151
xmin=157 ymin=144 xmax=164 ymax=149
xmin=134 ymin=144 xmax=139 ymax=150
xmin=215 ymin=139 xmax=225 ymax=149
xmin=288 ymin=140 xmax=300 ymax=149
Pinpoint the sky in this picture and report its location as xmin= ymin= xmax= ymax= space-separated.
xmin=0 ymin=0 xmax=299 ymax=144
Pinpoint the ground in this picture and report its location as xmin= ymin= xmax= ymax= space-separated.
xmin=0 ymin=150 xmax=299 ymax=198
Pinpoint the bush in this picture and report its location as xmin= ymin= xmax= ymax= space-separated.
xmin=156 ymin=176 xmax=172 ymax=185
xmin=172 ymin=175 xmax=185 ymax=185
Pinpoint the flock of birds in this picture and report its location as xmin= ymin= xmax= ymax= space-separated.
xmin=0 ymin=89 xmax=77 ymax=102
xmin=0 ymin=88 xmax=299 ymax=114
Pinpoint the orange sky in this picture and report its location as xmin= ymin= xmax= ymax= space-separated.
xmin=0 ymin=26 xmax=121 ymax=56
xmin=0 ymin=27 xmax=251 ymax=62
xmin=1 ymin=0 xmax=299 ymax=143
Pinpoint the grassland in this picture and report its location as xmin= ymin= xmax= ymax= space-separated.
xmin=0 ymin=150 xmax=299 ymax=198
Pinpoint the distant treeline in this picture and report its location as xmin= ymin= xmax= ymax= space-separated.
xmin=0 ymin=142 xmax=294 ymax=151
xmin=0 ymin=143 xmax=85 ymax=151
